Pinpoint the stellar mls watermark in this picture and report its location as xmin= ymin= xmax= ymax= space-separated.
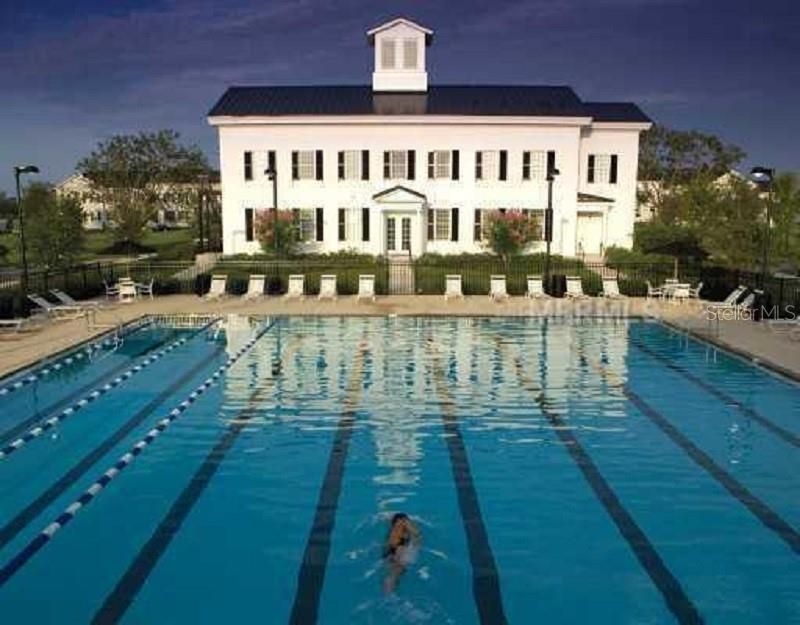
xmin=704 ymin=305 xmax=796 ymax=322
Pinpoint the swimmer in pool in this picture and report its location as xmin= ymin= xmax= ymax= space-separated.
xmin=382 ymin=513 xmax=421 ymax=594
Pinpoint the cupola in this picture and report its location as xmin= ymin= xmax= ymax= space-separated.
xmin=367 ymin=18 xmax=433 ymax=93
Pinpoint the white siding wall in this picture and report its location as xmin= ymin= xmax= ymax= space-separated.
xmin=215 ymin=119 xmax=643 ymax=257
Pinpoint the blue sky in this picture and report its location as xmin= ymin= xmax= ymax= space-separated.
xmin=1 ymin=0 xmax=798 ymax=193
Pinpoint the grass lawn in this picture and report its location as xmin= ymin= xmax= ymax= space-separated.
xmin=0 ymin=228 xmax=196 ymax=268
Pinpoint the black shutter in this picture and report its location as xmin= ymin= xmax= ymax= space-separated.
xmin=361 ymin=150 xmax=369 ymax=180
xmin=337 ymin=151 xmax=344 ymax=180
xmin=475 ymin=151 xmax=483 ymax=180
xmin=291 ymin=151 xmax=299 ymax=180
xmin=452 ymin=150 xmax=460 ymax=180
xmin=499 ymin=150 xmax=507 ymax=181
xmin=315 ymin=207 xmax=324 ymax=241
xmin=338 ymin=208 xmax=345 ymax=241
xmin=610 ymin=155 xmax=618 ymax=184
xmin=522 ymin=151 xmax=531 ymax=180
xmin=362 ymin=207 xmax=370 ymax=241
xmin=427 ymin=209 xmax=434 ymax=240
xmin=268 ymin=150 xmax=276 ymax=174
xmin=244 ymin=151 xmax=253 ymax=181
xmin=428 ymin=151 xmax=435 ymax=179
xmin=451 ymin=208 xmax=459 ymax=242
xmin=383 ymin=151 xmax=390 ymax=178
xmin=473 ymin=209 xmax=481 ymax=241
xmin=588 ymin=154 xmax=595 ymax=183
xmin=547 ymin=150 xmax=556 ymax=177
xmin=244 ymin=208 xmax=254 ymax=242
xmin=315 ymin=150 xmax=324 ymax=180
xmin=407 ymin=150 xmax=416 ymax=180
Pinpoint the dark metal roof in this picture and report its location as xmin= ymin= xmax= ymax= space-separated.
xmin=583 ymin=102 xmax=651 ymax=123
xmin=372 ymin=185 xmax=427 ymax=201
xmin=578 ymin=192 xmax=614 ymax=203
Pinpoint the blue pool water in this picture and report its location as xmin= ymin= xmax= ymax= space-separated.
xmin=0 ymin=316 xmax=797 ymax=624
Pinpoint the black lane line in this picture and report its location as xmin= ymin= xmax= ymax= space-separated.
xmin=432 ymin=362 xmax=509 ymax=625
xmin=288 ymin=354 xmax=365 ymax=625
xmin=623 ymin=387 xmax=800 ymax=556
xmin=0 ymin=343 xmax=226 ymax=552
xmin=92 ymin=324 xmax=281 ymax=624
xmin=0 ymin=329 xmax=181 ymax=446
xmin=511 ymin=357 xmax=703 ymax=625
xmin=631 ymin=339 xmax=800 ymax=449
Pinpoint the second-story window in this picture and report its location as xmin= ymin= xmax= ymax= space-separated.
xmin=588 ymin=154 xmax=618 ymax=184
xmin=338 ymin=150 xmax=369 ymax=181
xmin=475 ymin=150 xmax=507 ymax=181
xmin=292 ymin=150 xmax=323 ymax=181
xmin=427 ymin=150 xmax=454 ymax=179
xmin=383 ymin=150 xmax=415 ymax=180
xmin=243 ymin=151 xmax=253 ymax=181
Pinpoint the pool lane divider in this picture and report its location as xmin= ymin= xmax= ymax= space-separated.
xmin=630 ymin=338 xmax=800 ymax=449
xmin=92 ymin=334 xmax=306 ymax=625
xmin=579 ymin=348 xmax=800 ymax=557
xmin=503 ymin=344 xmax=703 ymax=625
xmin=430 ymin=354 xmax=509 ymax=625
xmin=288 ymin=344 xmax=367 ymax=625
xmin=0 ymin=318 xmax=277 ymax=589
xmin=0 ymin=317 xmax=153 ymax=398
xmin=0 ymin=318 xmax=220 ymax=461
xmin=0 ymin=341 xmax=229 ymax=552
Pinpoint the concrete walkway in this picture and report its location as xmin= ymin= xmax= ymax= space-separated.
xmin=1 ymin=295 xmax=797 ymax=380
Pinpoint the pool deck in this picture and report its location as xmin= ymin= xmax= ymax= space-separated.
xmin=1 ymin=295 xmax=798 ymax=380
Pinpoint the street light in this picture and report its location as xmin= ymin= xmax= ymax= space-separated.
xmin=196 ymin=173 xmax=209 ymax=253
xmin=264 ymin=167 xmax=278 ymax=254
xmin=750 ymin=166 xmax=775 ymax=288
xmin=543 ymin=166 xmax=560 ymax=294
xmin=13 ymin=164 xmax=40 ymax=301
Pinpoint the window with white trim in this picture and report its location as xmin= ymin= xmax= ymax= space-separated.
xmin=403 ymin=39 xmax=418 ymax=69
xmin=381 ymin=39 xmax=396 ymax=69
xmin=588 ymin=153 xmax=617 ymax=184
xmin=297 ymin=208 xmax=316 ymax=241
xmin=524 ymin=151 xmax=547 ymax=180
xmin=428 ymin=209 xmax=451 ymax=241
xmin=296 ymin=151 xmax=316 ymax=180
xmin=337 ymin=207 xmax=361 ymax=242
xmin=341 ymin=151 xmax=362 ymax=180
xmin=430 ymin=151 xmax=451 ymax=179
xmin=387 ymin=150 xmax=408 ymax=179
xmin=477 ymin=151 xmax=497 ymax=180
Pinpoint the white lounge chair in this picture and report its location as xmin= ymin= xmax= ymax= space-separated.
xmin=600 ymin=278 xmax=625 ymax=299
xmin=243 ymin=274 xmax=266 ymax=300
xmin=564 ymin=276 xmax=589 ymax=299
xmin=489 ymin=275 xmax=509 ymax=302
xmin=646 ymin=280 xmax=664 ymax=299
xmin=444 ymin=274 xmax=463 ymax=301
xmin=27 ymin=294 xmax=84 ymax=319
xmin=204 ymin=275 xmax=227 ymax=300
xmin=135 ymin=279 xmax=155 ymax=299
xmin=688 ymin=281 xmax=704 ymax=299
xmin=286 ymin=274 xmax=305 ymax=299
xmin=318 ymin=274 xmax=338 ymax=301
xmin=0 ymin=318 xmax=40 ymax=334
xmin=357 ymin=274 xmax=376 ymax=302
xmin=526 ymin=275 xmax=549 ymax=299
xmin=103 ymin=279 xmax=120 ymax=300
xmin=50 ymin=289 xmax=106 ymax=309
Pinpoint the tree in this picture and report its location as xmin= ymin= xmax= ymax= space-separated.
xmin=78 ymin=130 xmax=210 ymax=245
xmin=0 ymin=192 xmax=16 ymax=220
xmin=634 ymin=222 xmax=707 ymax=277
xmin=22 ymin=183 xmax=84 ymax=269
xmin=770 ymin=173 xmax=800 ymax=270
xmin=484 ymin=210 xmax=541 ymax=262
xmin=254 ymin=210 xmax=299 ymax=257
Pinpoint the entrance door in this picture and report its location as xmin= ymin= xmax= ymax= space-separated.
xmin=386 ymin=215 xmax=412 ymax=255
xmin=576 ymin=214 xmax=604 ymax=256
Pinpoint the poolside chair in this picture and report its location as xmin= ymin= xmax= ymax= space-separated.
xmin=118 ymin=280 xmax=137 ymax=304
xmin=135 ymin=279 xmax=155 ymax=299
xmin=707 ymin=284 xmax=747 ymax=311
xmin=26 ymin=294 xmax=85 ymax=319
xmin=444 ymin=275 xmax=463 ymax=301
xmin=243 ymin=274 xmax=266 ymax=300
xmin=0 ymin=318 xmax=41 ymax=334
xmin=286 ymin=274 xmax=305 ymax=299
xmin=564 ymin=276 xmax=589 ymax=299
xmin=204 ymin=275 xmax=228 ymax=300
xmin=525 ymin=275 xmax=550 ymax=299
xmin=688 ymin=281 xmax=704 ymax=300
xmin=646 ymin=280 xmax=664 ymax=299
xmin=600 ymin=278 xmax=625 ymax=299
xmin=489 ymin=275 xmax=509 ymax=302
xmin=103 ymin=279 xmax=120 ymax=300
xmin=50 ymin=289 xmax=106 ymax=309
xmin=357 ymin=274 xmax=376 ymax=302
xmin=318 ymin=274 xmax=338 ymax=301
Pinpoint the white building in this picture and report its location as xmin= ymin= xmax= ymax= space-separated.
xmin=208 ymin=17 xmax=651 ymax=259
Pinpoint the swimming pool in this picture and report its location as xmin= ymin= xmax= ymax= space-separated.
xmin=0 ymin=315 xmax=797 ymax=624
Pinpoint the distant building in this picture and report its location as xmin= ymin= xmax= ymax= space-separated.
xmin=208 ymin=17 xmax=652 ymax=258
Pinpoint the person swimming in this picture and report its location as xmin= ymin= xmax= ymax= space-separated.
xmin=382 ymin=513 xmax=421 ymax=594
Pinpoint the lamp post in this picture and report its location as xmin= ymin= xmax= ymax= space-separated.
xmin=264 ymin=167 xmax=278 ymax=254
xmin=750 ymin=166 xmax=775 ymax=288
xmin=543 ymin=167 xmax=560 ymax=294
xmin=196 ymin=173 xmax=209 ymax=253
xmin=13 ymin=164 xmax=40 ymax=300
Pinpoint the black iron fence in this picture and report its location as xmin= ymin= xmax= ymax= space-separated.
xmin=2 ymin=257 xmax=798 ymax=319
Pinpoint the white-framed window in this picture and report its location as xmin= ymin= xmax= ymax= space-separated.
xmin=476 ymin=150 xmax=507 ymax=181
xmin=524 ymin=150 xmax=547 ymax=180
xmin=381 ymin=39 xmax=396 ymax=69
xmin=588 ymin=153 xmax=618 ymax=184
xmin=429 ymin=151 xmax=451 ymax=179
xmin=428 ymin=209 xmax=451 ymax=241
xmin=297 ymin=208 xmax=316 ymax=241
xmin=338 ymin=150 xmax=365 ymax=180
xmin=403 ymin=39 xmax=418 ymax=69
xmin=386 ymin=150 xmax=408 ymax=179
xmin=296 ymin=151 xmax=316 ymax=180
xmin=337 ymin=207 xmax=362 ymax=242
